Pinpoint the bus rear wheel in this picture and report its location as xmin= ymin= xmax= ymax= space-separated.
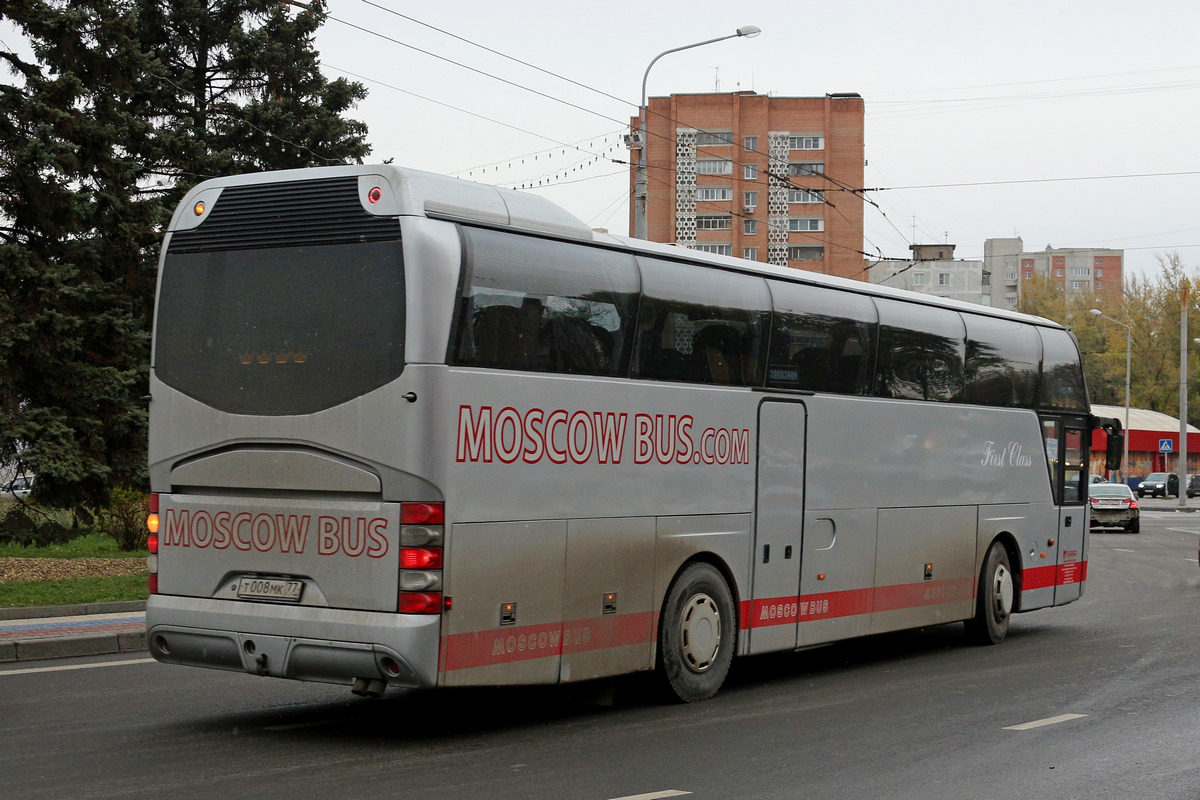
xmin=964 ymin=541 xmax=1013 ymax=645
xmin=657 ymin=562 xmax=736 ymax=702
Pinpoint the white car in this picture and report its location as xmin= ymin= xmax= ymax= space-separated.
xmin=1 ymin=475 xmax=34 ymax=500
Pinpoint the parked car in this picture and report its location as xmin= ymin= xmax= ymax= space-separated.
xmin=1089 ymin=475 xmax=1108 ymax=484
xmin=1187 ymin=474 xmax=1200 ymax=498
xmin=1137 ymin=472 xmax=1178 ymax=498
xmin=1 ymin=474 xmax=33 ymax=500
xmin=1089 ymin=483 xmax=1140 ymax=533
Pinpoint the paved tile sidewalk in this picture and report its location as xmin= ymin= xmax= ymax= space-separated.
xmin=0 ymin=603 xmax=147 ymax=663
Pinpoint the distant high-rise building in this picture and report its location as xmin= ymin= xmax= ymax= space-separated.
xmin=629 ymin=91 xmax=865 ymax=281
xmin=983 ymin=238 xmax=1123 ymax=308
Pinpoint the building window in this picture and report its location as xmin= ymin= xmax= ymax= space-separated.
xmin=744 ymin=136 xmax=758 ymax=152
xmin=1006 ymin=297 xmax=1018 ymax=306
xmin=743 ymin=191 xmax=758 ymax=210
xmin=1095 ymin=280 xmax=1104 ymax=290
xmin=744 ymin=219 xmax=758 ymax=235
xmin=787 ymin=189 xmax=824 ymax=204
xmin=696 ymin=159 xmax=733 ymax=175
xmin=697 ymin=187 xmax=733 ymax=201
xmin=1096 ymin=268 xmax=1104 ymax=278
xmin=788 ymin=135 xmax=824 ymax=150
xmin=913 ymin=273 xmax=926 ymax=285
xmin=696 ymin=131 xmax=733 ymax=146
xmin=693 ymin=243 xmax=732 ymax=256
xmin=743 ymin=247 xmax=758 ymax=260
xmin=787 ymin=246 xmax=824 ymax=261
xmin=788 ymin=218 xmax=824 ymax=232
xmin=1071 ymin=267 xmax=1090 ymax=276
xmin=938 ymin=273 xmax=951 ymax=286
xmin=696 ymin=215 xmax=733 ymax=230
xmin=744 ymin=164 xmax=758 ymax=180
xmin=1056 ymin=268 xmax=1064 ymax=277
xmin=1024 ymin=270 xmax=1033 ymax=280
xmin=789 ymin=162 xmax=824 ymax=176
xmin=1070 ymin=280 xmax=1088 ymax=289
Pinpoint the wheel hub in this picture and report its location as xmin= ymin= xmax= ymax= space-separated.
xmin=992 ymin=563 xmax=1014 ymax=620
xmin=679 ymin=592 xmax=721 ymax=673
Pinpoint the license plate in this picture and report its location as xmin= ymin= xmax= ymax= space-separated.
xmin=237 ymin=577 xmax=304 ymax=602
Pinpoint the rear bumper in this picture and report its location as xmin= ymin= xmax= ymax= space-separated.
xmin=1090 ymin=510 xmax=1136 ymax=527
xmin=146 ymin=595 xmax=441 ymax=688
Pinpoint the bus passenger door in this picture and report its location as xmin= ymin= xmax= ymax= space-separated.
xmin=749 ymin=399 xmax=806 ymax=654
xmin=1042 ymin=416 xmax=1089 ymax=604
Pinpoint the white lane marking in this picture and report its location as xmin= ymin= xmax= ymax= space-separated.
xmin=0 ymin=657 xmax=155 ymax=677
xmin=1004 ymin=713 xmax=1087 ymax=731
xmin=1113 ymin=548 xmax=1135 ymax=552
xmin=607 ymin=792 xmax=691 ymax=800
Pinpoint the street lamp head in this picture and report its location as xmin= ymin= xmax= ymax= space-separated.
xmin=1089 ymin=308 xmax=1102 ymax=317
xmin=736 ymin=25 xmax=762 ymax=38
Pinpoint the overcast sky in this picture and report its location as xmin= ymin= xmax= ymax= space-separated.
xmin=6 ymin=1 xmax=1199 ymax=279
xmin=312 ymin=0 xmax=1200 ymax=279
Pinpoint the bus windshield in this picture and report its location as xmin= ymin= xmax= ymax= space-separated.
xmin=154 ymin=240 xmax=405 ymax=415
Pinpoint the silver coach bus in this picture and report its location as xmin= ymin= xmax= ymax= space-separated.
xmin=145 ymin=165 xmax=1122 ymax=702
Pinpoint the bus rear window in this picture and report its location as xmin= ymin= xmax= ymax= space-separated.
xmin=154 ymin=241 xmax=405 ymax=415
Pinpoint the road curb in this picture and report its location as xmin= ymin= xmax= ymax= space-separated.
xmin=10 ymin=631 xmax=148 ymax=662
xmin=0 ymin=600 xmax=147 ymax=621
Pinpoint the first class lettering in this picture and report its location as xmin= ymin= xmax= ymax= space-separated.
xmin=455 ymin=405 xmax=751 ymax=466
xmin=161 ymin=509 xmax=389 ymax=558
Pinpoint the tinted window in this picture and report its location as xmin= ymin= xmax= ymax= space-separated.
xmin=633 ymin=258 xmax=770 ymax=386
xmin=1038 ymin=328 xmax=1089 ymax=411
xmin=963 ymin=314 xmax=1041 ymax=407
xmin=873 ymin=299 xmax=965 ymax=402
xmin=766 ymin=281 xmax=876 ymax=394
xmin=451 ymin=228 xmax=638 ymax=376
xmin=155 ymin=241 xmax=405 ymax=415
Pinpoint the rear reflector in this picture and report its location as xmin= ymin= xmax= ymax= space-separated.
xmin=147 ymin=574 xmax=159 ymax=594
xmin=398 ymin=592 xmax=442 ymax=614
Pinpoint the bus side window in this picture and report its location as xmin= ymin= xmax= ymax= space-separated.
xmin=963 ymin=314 xmax=1041 ymax=408
xmin=1038 ymin=328 xmax=1089 ymax=412
xmin=873 ymin=299 xmax=965 ymax=402
xmin=452 ymin=227 xmax=639 ymax=377
xmin=766 ymin=281 xmax=876 ymax=395
xmin=633 ymin=258 xmax=770 ymax=386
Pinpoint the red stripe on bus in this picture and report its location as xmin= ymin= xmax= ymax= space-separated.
xmin=1024 ymin=561 xmax=1087 ymax=591
xmin=441 ymin=612 xmax=654 ymax=672
xmin=443 ymin=564 xmax=1089 ymax=672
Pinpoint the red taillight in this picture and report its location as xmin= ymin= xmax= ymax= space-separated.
xmin=1128 ymin=498 xmax=1139 ymax=509
xmin=148 ymin=493 xmax=159 ymax=513
xmin=1089 ymin=498 xmax=1099 ymax=505
xmin=147 ymin=574 xmax=159 ymax=594
xmin=401 ymin=502 xmax=444 ymax=525
xmin=400 ymin=547 xmax=443 ymax=570
xmin=147 ymin=533 xmax=159 ymax=554
xmin=397 ymin=592 xmax=442 ymax=614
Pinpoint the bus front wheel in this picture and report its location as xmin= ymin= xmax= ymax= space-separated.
xmin=964 ymin=541 xmax=1013 ymax=645
xmin=657 ymin=562 xmax=736 ymax=702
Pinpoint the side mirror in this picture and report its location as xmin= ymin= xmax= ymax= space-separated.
xmin=1095 ymin=416 xmax=1124 ymax=472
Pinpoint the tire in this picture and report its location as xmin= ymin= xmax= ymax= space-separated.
xmin=964 ymin=541 xmax=1014 ymax=645
xmin=1127 ymin=518 xmax=1140 ymax=534
xmin=1137 ymin=491 xmax=1145 ymax=498
xmin=657 ymin=562 xmax=736 ymax=702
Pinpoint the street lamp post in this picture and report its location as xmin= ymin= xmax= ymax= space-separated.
xmin=1089 ymin=308 xmax=1131 ymax=484
xmin=633 ymin=25 xmax=761 ymax=240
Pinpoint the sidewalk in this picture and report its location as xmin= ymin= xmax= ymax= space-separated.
xmin=0 ymin=601 xmax=146 ymax=663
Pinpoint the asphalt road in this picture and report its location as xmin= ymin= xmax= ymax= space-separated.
xmin=2 ymin=508 xmax=1198 ymax=800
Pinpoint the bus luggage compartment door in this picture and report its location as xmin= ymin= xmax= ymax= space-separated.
xmin=749 ymin=399 xmax=806 ymax=655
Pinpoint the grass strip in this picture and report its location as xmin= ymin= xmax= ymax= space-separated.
xmin=0 ymin=574 xmax=149 ymax=609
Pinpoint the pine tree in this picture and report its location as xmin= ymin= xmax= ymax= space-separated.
xmin=0 ymin=0 xmax=369 ymax=512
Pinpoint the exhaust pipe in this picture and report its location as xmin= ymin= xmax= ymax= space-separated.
xmin=351 ymin=678 xmax=386 ymax=698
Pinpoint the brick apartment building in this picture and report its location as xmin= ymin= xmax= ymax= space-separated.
xmin=629 ymin=91 xmax=865 ymax=281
